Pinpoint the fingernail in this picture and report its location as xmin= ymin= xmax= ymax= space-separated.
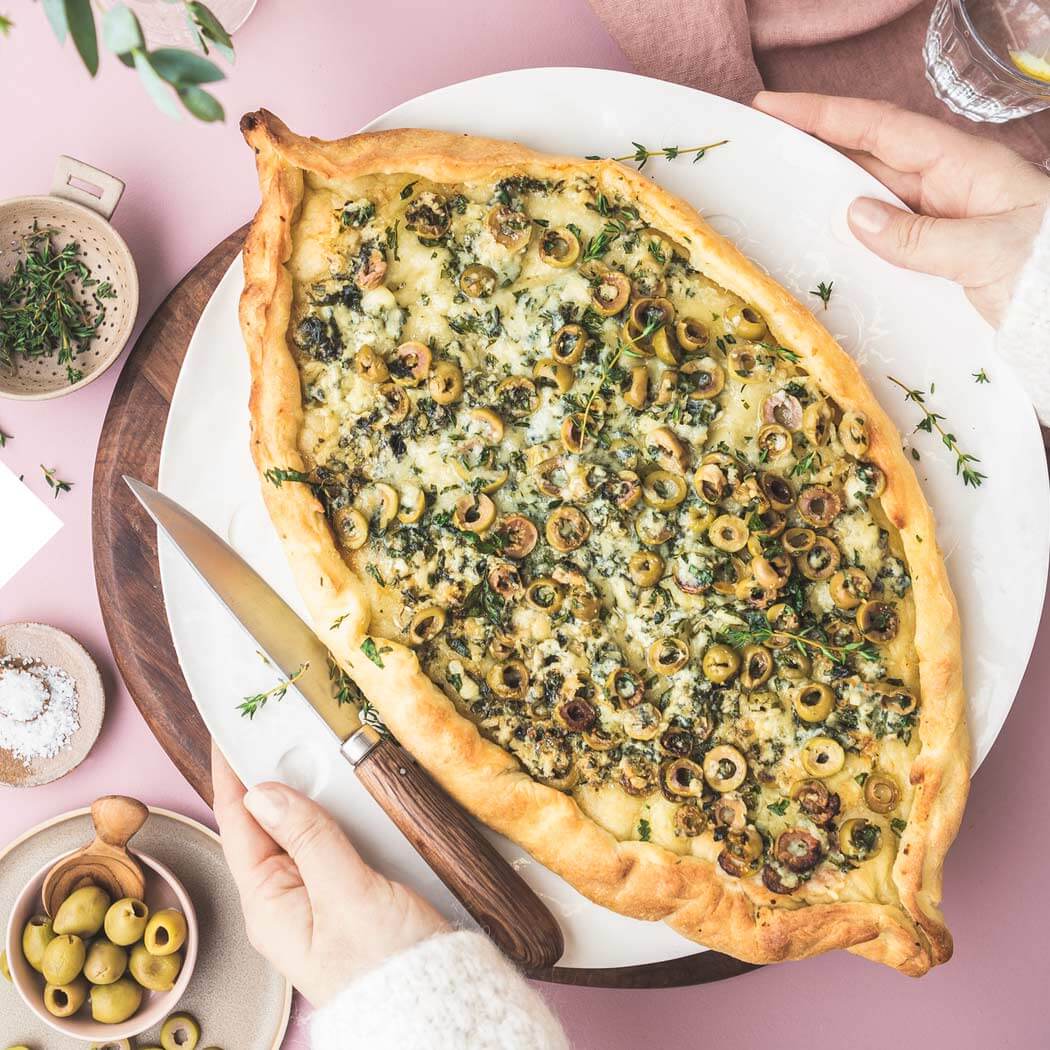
xmin=244 ymin=785 xmax=287 ymax=829
xmin=849 ymin=198 xmax=891 ymax=235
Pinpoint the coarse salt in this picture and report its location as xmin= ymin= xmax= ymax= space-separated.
xmin=0 ymin=659 xmax=79 ymax=765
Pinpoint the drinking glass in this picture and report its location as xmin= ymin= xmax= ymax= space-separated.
xmin=925 ymin=0 xmax=1050 ymax=121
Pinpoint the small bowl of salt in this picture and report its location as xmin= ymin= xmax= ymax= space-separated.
xmin=0 ymin=623 xmax=105 ymax=788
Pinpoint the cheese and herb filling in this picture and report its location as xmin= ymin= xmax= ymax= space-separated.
xmin=280 ymin=169 xmax=920 ymax=902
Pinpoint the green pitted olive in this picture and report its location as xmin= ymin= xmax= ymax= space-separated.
xmin=104 ymin=898 xmax=149 ymax=946
xmin=129 ymin=942 xmax=183 ymax=992
xmin=44 ymin=975 xmax=89 ymax=1017
xmin=41 ymin=934 xmax=86 ymax=986
xmin=0 ymin=949 xmax=10 ymax=982
xmin=161 ymin=1013 xmax=201 ymax=1050
xmin=83 ymin=939 xmax=128 ymax=986
xmin=53 ymin=885 xmax=111 ymax=938
xmin=90 ymin=1041 xmax=133 ymax=1050
xmin=22 ymin=914 xmax=56 ymax=972
xmin=90 ymin=976 xmax=142 ymax=1025
xmin=143 ymin=909 xmax=187 ymax=957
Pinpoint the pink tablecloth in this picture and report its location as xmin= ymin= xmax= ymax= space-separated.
xmin=1 ymin=1 xmax=1048 ymax=1047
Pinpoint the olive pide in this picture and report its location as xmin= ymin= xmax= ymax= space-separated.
xmin=239 ymin=112 xmax=969 ymax=975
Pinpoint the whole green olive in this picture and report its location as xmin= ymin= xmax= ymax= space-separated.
xmin=53 ymin=885 xmax=111 ymax=938
xmin=43 ymin=975 xmax=89 ymax=1017
xmin=41 ymin=934 xmax=86 ymax=986
xmin=89 ymin=976 xmax=142 ymax=1025
xmin=143 ymin=909 xmax=187 ymax=957
xmin=161 ymin=1013 xmax=201 ymax=1050
xmin=83 ymin=939 xmax=128 ymax=986
xmin=21 ymin=914 xmax=56 ymax=972
xmin=129 ymin=942 xmax=183 ymax=992
xmin=103 ymin=898 xmax=149 ymax=947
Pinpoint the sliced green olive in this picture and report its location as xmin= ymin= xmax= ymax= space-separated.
xmin=782 ymin=527 xmax=816 ymax=555
xmin=591 ymin=270 xmax=631 ymax=316
xmin=629 ymin=296 xmax=675 ymax=336
xmin=800 ymin=736 xmax=845 ymax=778
xmin=556 ymin=697 xmax=597 ymax=731
xmin=647 ymin=637 xmax=689 ymax=676
xmin=459 ymin=263 xmax=497 ymax=298
xmin=623 ymin=366 xmax=649 ymax=409
xmin=803 ymin=399 xmax=834 ymax=446
xmin=606 ymin=469 xmax=642 ymax=509
xmin=374 ymin=483 xmax=400 ymax=531
xmin=673 ymin=802 xmax=708 ymax=837
xmin=681 ymin=359 xmax=724 ymax=400
xmin=757 ymin=424 xmax=792 ymax=460
xmin=525 ymin=577 xmax=562 ymax=613
xmin=354 ymin=344 xmax=389 ymax=383
xmin=693 ymin=462 xmax=727 ymax=504
xmin=752 ymin=554 xmax=790 ymax=591
xmin=496 ymin=376 xmax=539 ymax=417
xmin=487 ymin=660 xmax=529 ymax=699
xmin=545 ymin=506 xmax=591 ymax=552
xmin=654 ymin=368 xmax=678 ymax=405
xmin=675 ymin=317 xmax=709 ymax=352
xmin=378 ymin=382 xmax=411 ymax=424
xmin=726 ymin=304 xmax=767 ymax=340
xmin=793 ymin=682 xmax=834 ymax=723
xmin=634 ymin=509 xmax=675 ymax=546
xmin=606 ymin=666 xmax=644 ymax=708
xmin=488 ymin=205 xmax=532 ymax=249
xmin=739 ymin=644 xmax=773 ymax=689
xmin=643 ymin=470 xmax=687 ymax=510
xmin=551 ymin=323 xmax=588 ymax=364
xmin=704 ymin=744 xmax=748 ymax=792
xmin=709 ymin=514 xmax=749 ymax=552
xmin=408 ymin=606 xmax=445 ymax=645
xmin=864 ymin=771 xmax=901 ymax=814
xmin=333 ymin=508 xmax=369 ymax=550
xmin=429 ymin=360 xmax=464 ymax=405
xmin=539 ymin=226 xmax=581 ymax=267
xmin=880 ymin=686 xmax=918 ymax=715
xmin=702 ymin=643 xmax=739 ymax=684
xmin=758 ymin=472 xmax=794 ymax=511
xmin=467 ymin=407 xmax=505 ymax=445
xmin=646 ymin=426 xmax=689 ymax=474
xmin=561 ymin=413 xmax=592 ymax=454
xmin=397 ymin=485 xmax=426 ymax=524
xmin=839 ymin=410 xmax=869 ymax=458
xmin=829 ymin=567 xmax=872 ymax=610
xmin=796 ymin=536 xmax=841 ymax=580
xmin=661 ymin=758 xmax=705 ymax=798
xmin=405 ymin=190 xmax=451 ymax=238
xmin=161 ymin=1013 xmax=201 ymax=1050
xmin=777 ymin=647 xmax=811 ymax=680
xmin=857 ymin=600 xmax=899 ymax=643
xmin=797 ymin=484 xmax=842 ymax=527
xmin=488 ymin=562 xmax=525 ymax=600
xmin=533 ymin=357 xmax=574 ymax=392
xmin=453 ymin=493 xmax=496 ymax=533
xmin=497 ymin=514 xmax=538 ymax=559
xmin=627 ymin=550 xmax=664 ymax=587
xmin=623 ymin=702 xmax=662 ymax=741
xmin=839 ymin=817 xmax=883 ymax=860
xmin=390 ymin=341 xmax=432 ymax=387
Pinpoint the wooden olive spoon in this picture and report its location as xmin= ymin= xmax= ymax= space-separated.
xmin=42 ymin=796 xmax=149 ymax=916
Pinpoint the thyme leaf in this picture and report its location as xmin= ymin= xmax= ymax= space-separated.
xmin=41 ymin=465 xmax=72 ymax=498
xmin=238 ymin=661 xmax=309 ymax=719
xmin=809 ymin=280 xmax=834 ymax=309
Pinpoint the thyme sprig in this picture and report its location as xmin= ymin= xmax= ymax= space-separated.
xmin=588 ymin=139 xmax=730 ymax=170
xmin=0 ymin=428 xmax=10 ymax=448
xmin=720 ymin=623 xmax=878 ymax=666
xmin=41 ymin=465 xmax=72 ymax=498
xmin=887 ymin=376 xmax=986 ymax=489
xmin=237 ymin=661 xmax=309 ymax=719
xmin=809 ymin=280 xmax=834 ymax=309
xmin=328 ymin=655 xmax=389 ymax=736
xmin=972 ymin=369 xmax=989 ymax=384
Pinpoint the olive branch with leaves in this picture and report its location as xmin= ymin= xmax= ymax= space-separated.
xmin=9 ymin=1 xmax=235 ymax=122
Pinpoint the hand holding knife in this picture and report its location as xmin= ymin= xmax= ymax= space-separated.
xmin=126 ymin=476 xmax=563 ymax=973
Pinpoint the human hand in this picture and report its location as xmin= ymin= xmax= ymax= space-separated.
xmin=753 ymin=91 xmax=1050 ymax=325
xmin=211 ymin=743 xmax=448 ymax=1007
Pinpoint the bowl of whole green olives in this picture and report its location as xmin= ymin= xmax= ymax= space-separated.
xmin=5 ymin=851 xmax=198 ymax=1039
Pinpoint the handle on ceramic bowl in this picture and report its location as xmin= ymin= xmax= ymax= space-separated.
xmin=50 ymin=155 xmax=126 ymax=221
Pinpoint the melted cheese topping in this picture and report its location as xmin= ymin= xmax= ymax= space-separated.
xmin=283 ymin=169 xmax=921 ymax=907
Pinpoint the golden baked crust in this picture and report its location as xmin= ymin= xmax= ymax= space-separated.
xmin=238 ymin=109 xmax=969 ymax=974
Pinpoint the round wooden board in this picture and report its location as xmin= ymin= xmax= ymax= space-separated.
xmin=92 ymin=229 xmax=758 ymax=989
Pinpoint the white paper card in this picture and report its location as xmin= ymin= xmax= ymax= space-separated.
xmin=0 ymin=460 xmax=63 ymax=589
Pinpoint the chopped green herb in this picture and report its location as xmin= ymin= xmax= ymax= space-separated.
xmin=264 ymin=466 xmax=311 ymax=487
xmin=972 ymin=369 xmax=989 ymax=384
xmin=0 ymin=428 xmax=10 ymax=448
xmin=809 ymin=280 xmax=834 ymax=309
xmin=767 ymin=798 xmax=789 ymax=816
xmin=41 ymin=465 xmax=72 ymax=498
xmin=890 ymin=818 xmax=907 ymax=836
xmin=637 ymin=818 xmax=651 ymax=841
xmin=360 ymin=636 xmax=391 ymax=668
xmin=400 ymin=181 xmax=418 ymax=199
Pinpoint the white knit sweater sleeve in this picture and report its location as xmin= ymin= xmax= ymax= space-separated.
xmin=310 ymin=931 xmax=570 ymax=1050
xmin=997 ymin=206 xmax=1050 ymax=425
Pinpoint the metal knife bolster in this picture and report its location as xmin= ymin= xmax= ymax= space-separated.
xmin=341 ymin=724 xmax=383 ymax=766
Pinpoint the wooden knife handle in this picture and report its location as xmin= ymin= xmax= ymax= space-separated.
xmin=352 ymin=735 xmax=564 ymax=973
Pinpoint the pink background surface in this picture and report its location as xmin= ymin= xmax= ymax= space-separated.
xmin=2 ymin=2 xmax=1049 ymax=1046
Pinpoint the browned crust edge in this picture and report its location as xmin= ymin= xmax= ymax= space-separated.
xmin=237 ymin=109 xmax=969 ymax=975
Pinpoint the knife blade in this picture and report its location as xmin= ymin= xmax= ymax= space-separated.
xmin=125 ymin=476 xmax=564 ymax=972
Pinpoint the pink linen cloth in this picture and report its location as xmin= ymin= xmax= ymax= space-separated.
xmin=585 ymin=0 xmax=1050 ymax=164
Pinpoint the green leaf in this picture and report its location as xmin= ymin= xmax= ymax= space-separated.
xmin=133 ymin=49 xmax=180 ymax=119
xmin=178 ymin=84 xmax=224 ymax=122
xmin=64 ymin=0 xmax=98 ymax=74
xmin=0 ymin=14 xmax=15 ymax=35
xmin=187 ymin=1 xmax=234 ymax=61
xmin=151 ymin=47 xmax=225 ymax=85
xmin=41 ymin=0 xmax=68 ymax=41
xmin=102 ymin=4 xmax=144 ymax=55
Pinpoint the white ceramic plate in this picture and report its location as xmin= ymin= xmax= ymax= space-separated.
xmin=158 ymin=68 xmax=1050 ymax=970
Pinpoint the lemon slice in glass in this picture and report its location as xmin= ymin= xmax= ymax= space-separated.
xmin=1009 ymin=48 xmax=1050 ymax=83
